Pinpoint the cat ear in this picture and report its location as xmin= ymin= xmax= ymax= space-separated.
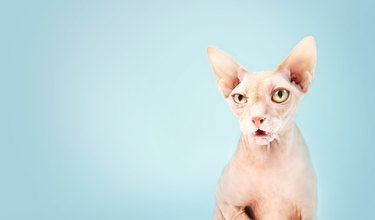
xmin=276 ymin=36 xmax=317 ymax=93
xmin=206 ymin=46 xmax=247 ymax=98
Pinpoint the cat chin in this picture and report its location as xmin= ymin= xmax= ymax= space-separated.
xmin=253 ymin=136 xmax=274 ymax=145
xmin=247 ymin=132 xmax=276 ymax=145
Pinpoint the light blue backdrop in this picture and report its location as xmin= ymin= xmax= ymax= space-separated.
xmin=1 ymin=0 xmax=374 ymax=219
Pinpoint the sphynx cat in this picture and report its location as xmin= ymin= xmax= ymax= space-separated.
xmin=206 ymin=37 xmax=317 ymax=220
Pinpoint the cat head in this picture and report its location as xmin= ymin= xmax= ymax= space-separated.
xmin=206 ymin=36 xmax=316 ymax=145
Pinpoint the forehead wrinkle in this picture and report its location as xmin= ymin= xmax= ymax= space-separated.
xmin=244 ymin=73 xmax=274 ymax=104
xmin=253 ymin=78 xmax=267 ymax=103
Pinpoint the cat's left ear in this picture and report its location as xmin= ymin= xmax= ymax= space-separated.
xmin=276 ymin=36 xmax=317 ymax=93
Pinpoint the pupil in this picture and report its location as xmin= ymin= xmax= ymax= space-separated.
xmin=238 ymin=95 xmax=243 ymax=101
xmin=277 ymin=90 xmax=283 ymax=98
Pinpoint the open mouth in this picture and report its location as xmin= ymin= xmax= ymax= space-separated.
xmin=251 ymin=129 xmax=274 ymax=144
xmin=253 ymin=129 xmax=269 ymax=137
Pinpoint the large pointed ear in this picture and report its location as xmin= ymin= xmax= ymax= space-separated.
xmin=276 ymin=36 xmax=317 ymax=93
xmin=206 ymin=46 xmax=247 ymax=98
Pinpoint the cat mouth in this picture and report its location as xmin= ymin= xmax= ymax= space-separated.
xmin=251 ymin=129 xmax=274 ymax=145
xmin=253 ymin=129 xmax=270 ymax=137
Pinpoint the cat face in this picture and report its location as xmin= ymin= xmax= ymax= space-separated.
xmin=227 ymin=71 xmax=303 ymax=145
xmin=207 ymin=37 xmax=316 ymax=145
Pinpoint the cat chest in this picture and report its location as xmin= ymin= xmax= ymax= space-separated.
xmin=218 ymin=162 xmax=308 ymax=207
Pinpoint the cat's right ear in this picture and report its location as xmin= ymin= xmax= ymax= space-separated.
xmin=276 ymin=36 xmax=317 ymax=93
xmin=206 ymin=46 xmax=246 ymax=98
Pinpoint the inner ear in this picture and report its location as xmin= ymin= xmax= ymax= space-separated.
xmin=217 ymin=68 xmax=247 ymax=98
xmin=290 ymin=68 xmax=311 ymax=90
xmin=288 ymin=68 xmax=314 ymax=93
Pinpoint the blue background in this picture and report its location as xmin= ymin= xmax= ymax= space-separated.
xmin=1 ymin=0 xmax=374 ymax=219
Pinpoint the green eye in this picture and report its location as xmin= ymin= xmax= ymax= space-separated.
xmin=233 ymin=94 xmax=247 ymax=104
xmin=272 ymin=89 xmax=289 ymax=103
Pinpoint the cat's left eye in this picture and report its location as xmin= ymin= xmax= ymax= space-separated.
xmin=272 ymin=89 xmax=289 ymax=103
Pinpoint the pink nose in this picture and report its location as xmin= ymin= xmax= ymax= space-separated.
xmin=252 ymin=116 xmax=265 ymax=128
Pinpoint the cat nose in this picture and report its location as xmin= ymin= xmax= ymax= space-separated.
xmin=252 ymin=116 xmax=265 ymax=128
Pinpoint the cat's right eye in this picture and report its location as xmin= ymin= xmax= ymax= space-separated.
xmin=233 ymin=94 xmax=247 ymax=104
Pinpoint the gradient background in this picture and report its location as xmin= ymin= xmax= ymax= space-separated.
xmin=1 ymin=0 xmax=374 ymax=219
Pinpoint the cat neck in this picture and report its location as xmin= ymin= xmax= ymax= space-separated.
xmin=233 ymin=122 xmax=303 ymax=166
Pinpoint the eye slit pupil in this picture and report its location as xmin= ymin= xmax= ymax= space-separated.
xmin=238 ymin=95 xmax=243 ymax=101
xmin=277 ymin=90 xmax=283 ymax=98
